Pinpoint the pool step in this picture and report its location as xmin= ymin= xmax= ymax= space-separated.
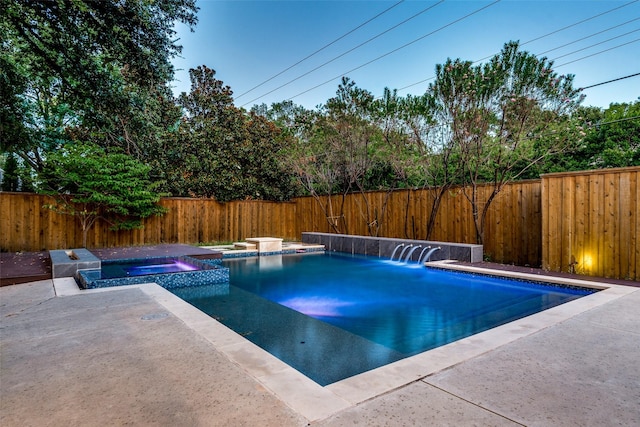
xmin=233 ymin=242 xmax=257 ymax=250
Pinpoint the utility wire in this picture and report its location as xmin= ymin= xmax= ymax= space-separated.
xmin=550 ymin=28 xmax=640 ymax=61
xmin=235 ymin=0 xmax=405 ymax=100
xmin=536 ymin=17 xmax=640 ymax=56
xmin=394 ymin=75 xmax=640 ymax=136
xmin=594 ymin=115 xmax=640 ymax=126
xmin=286 ymin=0 xmax=501 ymax=102
xmin=579 ymin=72 xmax=640 ymax=90
xmin=522 ymin=0 xmax=638 ymax=46
xmin=396 ymin=1 xmax=640 ymax=93
xmin=240 ymin=0 xmax=445 ymax=107
xmin=555 ymin=37 xmax=640 ymax=67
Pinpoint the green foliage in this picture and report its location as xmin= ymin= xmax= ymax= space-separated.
xmin=39 ymin=143 xmax=167 ymax=247
xmin=1 ymin=152 xmax=20 ymax=191
xmin=520 ymin=101 xmax=640 ymax=177
xmin=425 ymin=41 xmax=584 ymax=243
xmin=580 ymin=101 xmax=640 ymax=168
xmin=156 ymin=65 xmax=298 ymax=201
xmin=1 ymin=0 xmax=197 ymax=169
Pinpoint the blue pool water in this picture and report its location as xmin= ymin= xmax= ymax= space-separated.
xmin=99 ymin=257 xmax=200 ymax=279
xmin=77 ymin=256 xmax=229 ymax=290
xmin=171 ymin=252 xmax=596 ymax=385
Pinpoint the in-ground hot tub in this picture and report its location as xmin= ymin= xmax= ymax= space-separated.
xmin=76 ymin=256 xmax=229 ymax=290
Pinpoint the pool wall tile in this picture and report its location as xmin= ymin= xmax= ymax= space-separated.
xmin=302 ymin=233 xmax=483 ymax=263
xmin=223 ymin=251 xmax=259 ymax=259
xmin=363 ymin=237 xmax=380 ymax=257
xmin=332 ymin=236 xmax=352 ymax=254
xmin=76 ymin=255 xmax=230 ymax=290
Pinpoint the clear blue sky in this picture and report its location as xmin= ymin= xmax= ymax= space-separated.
xmin=171 ymin=0 xmax=640 ymax=110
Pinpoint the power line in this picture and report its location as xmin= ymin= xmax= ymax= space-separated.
xmin=396 ymin=1 xmax=640 ymax=94
xmin=240 ymin=0 xmax=445 ymax=107
xmin=594 ymin=115 xmax=640 ymax=126
xmin=286 ymin=0 xmax=502 ymax=102
xmin=235 ymin=0 xmax=405 ymax=100
xmin=522 ymin=0 xmax=638 ymax=46
xmin=550 ymin=28 xmax=640 ymax=61
xmin=555 ymin=37 xmax=640 ymax=67
xmin=536 ymin=17 xmax=640 ymax=56
xmin=579 ymin=72 xmax=640 ymax=90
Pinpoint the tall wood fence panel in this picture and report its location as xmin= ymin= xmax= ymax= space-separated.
xmin=2 ymin=169 xmax=637 ymax=280
xmin=542 ymin=167 xmax=639 ymax=280
xmin=0 ymin=184 xmax=540 ymax=265
xmin=0 ymin=194 xmax=299 ymax=251
xmin=292 ymin=181 xmax=542 ymax=266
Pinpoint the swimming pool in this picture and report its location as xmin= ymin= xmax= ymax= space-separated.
xmin=171 ymin=252 xmax=596 ymax=385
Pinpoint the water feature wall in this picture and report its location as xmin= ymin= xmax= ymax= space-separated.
xmin=301 ymin=233 xmax=483 ymax=263
xmin=50 ymin=248 xmax=101 ymax=278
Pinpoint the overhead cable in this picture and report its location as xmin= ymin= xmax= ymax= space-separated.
xmin=579 ymin=72 xmax=640 ymax=90
xmin=536 ymin=17 xmax=640 ymax=56
xmin=396 ymin=1 xmax=640 ymax=94
xmin=555 ymin=37 xmax=640 ymax=67
xmin=550 ymin=28 xmax=640 ymax=61
xmin=285 ymin=0 xmax=501 ymax=102
xmin=240 ymin=0 xmax=445 ymax=107
xmin=235 ymin=0 xmax=405 ymax=100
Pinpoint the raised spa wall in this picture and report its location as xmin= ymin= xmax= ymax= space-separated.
xmin=49 ymin=248 xmax=101 ymax=279
xmin=301 ymin=232 xmax=483 ymax=263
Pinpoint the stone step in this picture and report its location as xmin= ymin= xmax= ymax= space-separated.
xmin=233 ymin=242 xmax=257 ymax=250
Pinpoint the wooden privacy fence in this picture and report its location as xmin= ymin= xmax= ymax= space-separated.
xmin=293 ymin=180 xmax=542 ymax=267
xmin=0 ymin=195 xmax=298 ymax=251
xmin=1 ymin=166 xmax=637 ymax=280
xmin=542 ymin=167 xmax=638 ymax=281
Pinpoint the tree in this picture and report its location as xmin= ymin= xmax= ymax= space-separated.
xmin=1 ymin=0 xmax=198 ymax=169
xmin=286 ymin=78 xmax=378 ymax=234
xmin=578 ymin=101 xmax=640 ymax=168
xmin=163 ymin=65 xmax=297 ymax=201
xmin=368 ymin=89 xmax=434 ymax=238
xmin=1 ymin=152 xmax=20 ymax=191
xmin=428 ymin=41 xmax=584 ymax=244
xmin=38 ymin=143 xmax=167 ymax=247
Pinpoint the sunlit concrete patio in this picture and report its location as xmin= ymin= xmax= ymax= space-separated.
xmin=1 ymin=275 xmax=639 ymax=426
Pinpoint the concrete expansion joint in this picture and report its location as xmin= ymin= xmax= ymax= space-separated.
xmin=3 ymin=296 xmax=56 ymax=318
xmin=421 ymin=380 xmax=527 ymax=426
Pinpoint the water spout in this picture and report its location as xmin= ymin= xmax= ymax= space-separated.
xmin=417 ymin=246 xmax=432 ymax=264
xmin=397 ymin=244 xmax=413 ymax=262
xmin=404 ymin=245 xmax=422 ymax=263
xmin=389 ymin=244 xmax=404 ymax=261
xmin=419 ymin=246 xmax=441 ymax=264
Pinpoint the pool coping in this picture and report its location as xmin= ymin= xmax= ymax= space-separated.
xmin=52 ymin=261 xmax=638 ymax=423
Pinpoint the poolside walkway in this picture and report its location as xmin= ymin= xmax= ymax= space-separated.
xmin=2 ymin=276 xmax=639 ymax=425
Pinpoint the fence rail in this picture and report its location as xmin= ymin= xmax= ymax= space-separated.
xmin=1 ymin=167 xmax=637 ymax=280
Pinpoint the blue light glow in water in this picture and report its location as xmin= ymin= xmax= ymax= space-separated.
xmin=171 ymin=252 xmax=596 ymax=385
xmin=100 ymin=257 xmax=200 ymax=279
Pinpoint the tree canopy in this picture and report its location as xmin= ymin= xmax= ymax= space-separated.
xmin=153 ymin=65 xmax=298 ymax=201
xmin=0 ymin=0 xmax=198 ymax=167
xmin=1 ymin=4 xmax=636 ymax=248
xmin=39 ymin=142 xmax=167 ymax=247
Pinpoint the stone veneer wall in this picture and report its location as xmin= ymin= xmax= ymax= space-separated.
xmin=301 ymin=232 xmax=483 ymax=263
xmin=50 ymin=248 xmax=101 ymax=278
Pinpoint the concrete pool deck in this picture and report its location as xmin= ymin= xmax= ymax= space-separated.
xmin=1 ymin=271 xmax=639 ymax=425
